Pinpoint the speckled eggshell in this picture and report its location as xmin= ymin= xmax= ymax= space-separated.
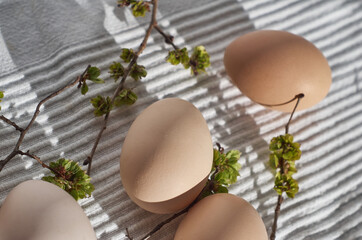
xmin=174 ymin=193 xmax=268 ymax=240
xmin=120 ymin=98 xmax=213 ymax=214
xmin=224 ymin=30 xmax=331 ymax=112
xmin=0 ymin=180 xmax=96 ymax=240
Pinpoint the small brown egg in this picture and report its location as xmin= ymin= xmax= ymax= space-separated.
xmin=224 ymin=30 xmax=332 ymax=112
xmin=120 ymin=98 xmax=213 ymax=214
xmin=174 ymin=193 xmax=268 ymax=240
xmin=0 ymin=180 xmax=96 ymax=240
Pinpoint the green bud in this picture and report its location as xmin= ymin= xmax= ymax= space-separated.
xmin=81 ymin=82 xmax=88 ymax=95
xmin=130 ymin=64 xmax=147 ymax=81
xmin=131 ymin=1 xmax=150 ymax=17
xmin=166 ymin=48 xmax=190 ymax=67
xmin=109 ymin=62 xmax=125 ymax=82
xmin=120 ymin=48 xmax=135 ymax=63
xmin=42 ymin=159 xmax=95 ymax=201
xmin=215 ymin=186 xmax=228 ymax=193
xmin=189 ymin=45 xmax=210 ymax=75
xmin=87 ymin=66 xmax=101 ymax=81
xmin=90 ymin=95 xmax=113 ymax=117
xmin=269 ymin=134 xmax=301 ymax=198
xmin=0 ymin=91 xmax=3 ymax=111
xmin=115 ymin=89 xmax=138 ymax=107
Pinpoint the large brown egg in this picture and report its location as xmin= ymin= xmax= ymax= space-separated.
xmin=120 ymin=98 xmax=213 ymax=214
xmin=0 ymin=180 xmax=96 ymax=240
xmin=174 ymin=193 xmax=268 ymax=240
xmin=224 ymin=30 xmax=331 ymax=112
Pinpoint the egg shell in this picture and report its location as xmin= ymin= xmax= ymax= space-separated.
xmin=0 ymin=180 xmax=96 ymax=240
xmin=224 ymin=30 xmax=331 ymax=112
xmin=120 ymin=98 xmax=213 ymax=214
xmin=174 ymin=193 xmax=268 ymax=240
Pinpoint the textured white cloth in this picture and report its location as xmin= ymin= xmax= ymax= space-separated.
xmin=1 ymin=0 xmax=362 ymax=239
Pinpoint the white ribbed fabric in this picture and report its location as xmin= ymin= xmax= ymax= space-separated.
xmin=0 ymin=0 xmax=362 ymax=239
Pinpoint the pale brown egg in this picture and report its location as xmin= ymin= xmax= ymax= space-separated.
xmin=120 ymin=98 xmax=213 ymax=214
xmin=224 ymin=30 xmax=331 ymax=112
xmin=174 ymin=193 xmax=268 ymax=240
xmin=0 ymin=180 xmax=96 ymax=240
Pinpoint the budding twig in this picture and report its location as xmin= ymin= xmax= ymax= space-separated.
xmin=0 ymin=65 xmax=90 ymax=173
xmin=269 ymin=94 xmax=303 ymax=240
xmin=86 ymin=0 xmax=184 ymax=175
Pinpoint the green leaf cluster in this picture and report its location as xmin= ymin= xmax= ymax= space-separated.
xmin=90 ymin=95 xmax=113 ymax=117
xmin=115 ymin=89 xmax=138 ymax=106
xmin=41 ymin=159 xmax=94 ymax=201
xmin=131 ymin=1 xmax=150 ymax=17
xmin=130 ymin=64 xmax=147 ymax=81
xmin=80 ymin=66 xmax=104 ymax=95
xmin=189 ymin=46 xmax=210 ymax=75
xmin=117 ymin=0 xmax=150 ymax=17
xmin=0 ymin=91 xmax=3 ymax=110
xmin=166 ymin=48 xmax=189 ymax=68
xmin=94 ymin=48 xmax=143 ymax=117
xmin=166 ymin=46 xmax=210 ymax=75
xmin=109 ymin=48 xmax=147 ymax=82
xmin=202 ymin=148 xmax=242 ymax=198
xmin=109 ymin=62 xmax=125 ymax=82
xmin=120 ymin=48 xmax=135 ymax=63
xmin=269 ymin=134 xmax=301 ymax=198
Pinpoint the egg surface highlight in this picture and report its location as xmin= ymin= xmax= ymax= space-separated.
xmin=174 ymin=193 xmax=268 ymax=240
xmin=0 ymin=180 xmax=96 ymax=240
xmin=224 ymin=30 xmax=331 ymax=112
xmin=120 ymin=98 xmax=213 ymax=214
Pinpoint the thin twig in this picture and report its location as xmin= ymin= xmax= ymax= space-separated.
xmin=139 ymin=206 xmax=190 ymax=240
xmin=270 ymin=195 xmax=283 ymax=240
xmin=257 ymin=93 xmax=304 ymax=108
xmin=86 ymin=0 xmax=160 ymax=175
xmin=285 ymin=93 xmax=304 ymax=134
xmin=0 ymin=115 xmax=24 ymax=132
xmin=0 ymin=65 xmax=90 ymax=172
xmin=154 ymin=25 xmax=179 ymax=50
xmin=17 ymin=150 xmax=65 ymax=178
xmin=269 ymin=94 xmax=304 ymax=239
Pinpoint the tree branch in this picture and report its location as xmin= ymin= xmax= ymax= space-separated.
xmin=0 ymin=115 xmax=24 ymax=132
xmin=86 ymin=0 xmax=159 ymax=175
xmin=0 ymin=65 xmax=90 ymax=172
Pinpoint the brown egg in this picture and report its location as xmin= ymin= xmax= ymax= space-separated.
xmin=120 ymin=98 xmax=213 ymax=214
xmin=0 ymin=180 xmax=96 ymax=240
xmin=224 ymin=30 xmax=331 ymax=112
xmin=174 ymin=193 xmax=268 ymax=240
